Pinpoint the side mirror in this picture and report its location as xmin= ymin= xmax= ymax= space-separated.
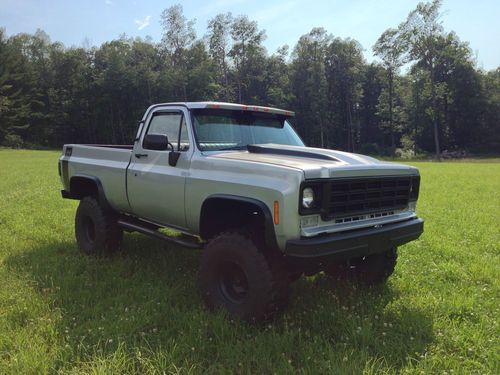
xmin=143 ymin=134 xmax=169 ymax=151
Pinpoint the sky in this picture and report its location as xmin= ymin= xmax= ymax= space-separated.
xmin=0 ymin=0 xmax=499 ymax=70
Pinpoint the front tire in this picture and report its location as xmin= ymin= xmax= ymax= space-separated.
xmin=198 ymin=232 xmax=289 ymax=322
xmin=75 ymin=196 xmax=123 ymax=256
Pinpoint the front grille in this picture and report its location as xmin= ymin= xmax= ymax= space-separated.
xmin=325 ymin=176 xmax=414 ymax=220
xmin=333 ymin=210 xmax=396 ymax=224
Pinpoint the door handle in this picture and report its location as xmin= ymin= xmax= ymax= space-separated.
xmin=135 ymin=153 xmax=148 ymax=158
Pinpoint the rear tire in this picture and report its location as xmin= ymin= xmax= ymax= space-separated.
xmin=75 ymin=196 xmax=123 ymax=256
xmin=198 ymin=232 xmax=290 ymax=322
xmin=325 ymin=247 xmax=397 ymax=285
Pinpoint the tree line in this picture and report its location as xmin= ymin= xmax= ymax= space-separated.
xmin=0 ymin=0 xmax=498 ymax=157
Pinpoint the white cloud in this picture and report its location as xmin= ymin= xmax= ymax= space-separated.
xmin=135 ymin=15 xmax=151 ymax=31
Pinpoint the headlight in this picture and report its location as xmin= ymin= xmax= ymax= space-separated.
xmin=302 ymin=187 xmax=315 ymax=208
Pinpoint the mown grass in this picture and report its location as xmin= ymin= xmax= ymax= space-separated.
xmin=0 ymin=149 xmax=498 ymax=374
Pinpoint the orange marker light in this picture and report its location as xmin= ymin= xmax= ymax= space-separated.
xmin=274 ymin=201 xmax=279 ymax=225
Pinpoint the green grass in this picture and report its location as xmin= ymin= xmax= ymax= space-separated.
xmin=0 ymin=149 xmax=499 ymax=374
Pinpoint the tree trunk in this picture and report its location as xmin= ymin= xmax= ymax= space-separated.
xmin=147 ymin=79 xmax=152 ymax=104
xmin=388 ymin=69 xmax=395 ymax=152
xmin=109 ymin=102 xmax=116 ymax=144
xmin=347 ymin=99 xmax=353 ymax=152
xmin=319 ymin=114 xmax=324 ymax=148
xmin=86 ymin=100 xmax=96 ymax=144
xmin=223 ymin=57 xmax=230 ymax=102
xmin=430 ymin=63 xmax=441 ymax=160
xmin=117 ymin=104 xmax=126 ymax=144
xmin=183 ymin=80 xmax=187 ymax=101
xmin=443 ymin=93 xmax=449 ymax=148
xmin=237 ymin=78 xmax=242 ymax=103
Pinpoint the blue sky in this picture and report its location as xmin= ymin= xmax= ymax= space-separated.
xmin=1 ymin=0 xmax=498 ymax=70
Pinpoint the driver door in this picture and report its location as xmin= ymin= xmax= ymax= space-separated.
xmin=127 ymin=107 xmax=192 ymax=229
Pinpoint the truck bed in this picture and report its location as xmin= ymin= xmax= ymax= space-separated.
xmin=61 ymin=144 xmax=133 ymax=212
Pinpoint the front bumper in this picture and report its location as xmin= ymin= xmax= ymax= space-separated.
xmin=61 ymin=189 xmax=73 ymax=199
xmin=285 ymin=217 xmax=424 ymax=261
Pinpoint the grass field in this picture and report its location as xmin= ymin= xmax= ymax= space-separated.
xmin=0 ymin=149 xmax=499 ymax=374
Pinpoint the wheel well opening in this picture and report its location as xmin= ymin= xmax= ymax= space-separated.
xmin=70 ymin=177 xmax=98 ymax=199
xmin=200 ymin=198 xmax=269 ymax=243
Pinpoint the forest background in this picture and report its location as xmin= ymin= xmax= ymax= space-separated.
xmin=1 ymin=0 xmax=498 ymax=158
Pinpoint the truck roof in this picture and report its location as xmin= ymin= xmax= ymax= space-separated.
xmin=150 ymin=102 xmax=295 ymax=117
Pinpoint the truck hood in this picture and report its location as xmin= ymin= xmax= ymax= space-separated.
xmin=208 ymin=144 xmax=418 ymax=179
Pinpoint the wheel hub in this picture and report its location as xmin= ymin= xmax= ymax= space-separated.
xmin=218 ymin=262 xmax=249 ymax=304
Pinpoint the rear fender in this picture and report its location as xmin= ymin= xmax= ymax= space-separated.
xmin=65 ymin=174 xmax=112 ymax=211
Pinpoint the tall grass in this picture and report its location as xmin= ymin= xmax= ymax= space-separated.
xmin=0 ymin=150 xmax=498 ymax=374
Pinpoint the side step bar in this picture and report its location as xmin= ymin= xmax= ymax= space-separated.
xmin=117 ymin=217 xmax=202 ymax=249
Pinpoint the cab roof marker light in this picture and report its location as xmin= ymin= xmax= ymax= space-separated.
xmin=200 ymin=102 xmax=295 ymax=116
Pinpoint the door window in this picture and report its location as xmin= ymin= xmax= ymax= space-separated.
xmin=144 ymin=112 xmax=190 ymax=151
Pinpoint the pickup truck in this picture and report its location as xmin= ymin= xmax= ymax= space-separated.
xmin=59 ymin=101 xmax=424 ymax=322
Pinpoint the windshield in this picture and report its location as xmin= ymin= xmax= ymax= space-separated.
xmin=192 ymin=109 xmax=304 ymax=151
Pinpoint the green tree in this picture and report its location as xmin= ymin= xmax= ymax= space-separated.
xmin=359 ymin=63 xmax=385 ymax=150
xmin=160 ymin=4 xmax=196 ymax=100
xmin=94 ymin=39 xmax=136 ymax=143
xmin=263 ymin=46 xmax=293 ymax=108
xmin=479 ymin=68 xmax=500 ymax=152
xmin=373 ymin=28 xmax=405 ymax=151
xmin=324 ymin=37 xmax=364 ymax=151
xmin=0 ymin=28 xmax=31 ymax=145
xmin=2 ymin=30 xmax=51 ymax=146
xmin=291 ymin=28 xmax=329 ymax=147
xmin=229 ymin=15 xmax=266 ymax=103
xmin=206 ymin=13 xmax=233 ymax=101
xmin=0 ymin=10 xmax=497 ymax=155
xmin=399 ymin=0 xmax=445 ymax=159
xmin=185 ymin=40 xmax=218 ymax=101
xmin=432 ymin=32 xmax=481 ymax=151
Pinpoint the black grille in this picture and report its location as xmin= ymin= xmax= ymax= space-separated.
xmin=325 ymin=176 xmax=414 ymax=219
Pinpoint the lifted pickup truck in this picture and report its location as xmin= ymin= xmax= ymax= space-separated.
xmin=59 ymin=102 xmax=423 ymax=322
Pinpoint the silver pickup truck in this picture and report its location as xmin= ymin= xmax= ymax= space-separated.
xmin=59 ymin=101 xmax=423 ymax=322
